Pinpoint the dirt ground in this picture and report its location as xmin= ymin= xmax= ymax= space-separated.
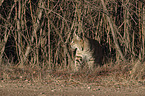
xmin=0 ymin=79 xmax=145 ymax=96
xmin=0 ymin=68 xmax=145 ymax=96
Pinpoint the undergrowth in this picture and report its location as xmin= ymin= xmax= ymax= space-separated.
xmin=0 ymin=59 xmax=145 ymax=87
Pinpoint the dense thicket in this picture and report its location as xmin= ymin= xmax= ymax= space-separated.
xmin=0 ymin=0 xmax=145 ymax=71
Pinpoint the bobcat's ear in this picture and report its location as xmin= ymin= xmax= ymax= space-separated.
xmin=73 ymin=33 xmax=79 ymax=39
xmin=73 ymin=32 xmax=77 ymax=37
xmin=76 ymin=34 xmax=81 ymax=41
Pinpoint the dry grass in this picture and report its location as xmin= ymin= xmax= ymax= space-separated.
xmin=0 ymin=59 xmax=144 ymax=87
xmin=0 ymin=0 xmax=145 ymax=88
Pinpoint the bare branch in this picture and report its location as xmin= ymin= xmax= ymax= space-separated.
xmin=100 ymin=0 xmax=126 ymax=61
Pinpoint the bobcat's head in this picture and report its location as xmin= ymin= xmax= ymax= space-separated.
xmin=70 ymin=34 xmax=84 ymax=51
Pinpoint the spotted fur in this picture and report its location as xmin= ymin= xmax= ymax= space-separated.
xmin=70 ymin=34 xmax=103 ymax=72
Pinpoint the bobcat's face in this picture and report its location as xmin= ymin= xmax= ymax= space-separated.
xmin=70 ymin=33 xmax=103 ymax=72
xmin=70 ymin=35 xmax=83 ymax=51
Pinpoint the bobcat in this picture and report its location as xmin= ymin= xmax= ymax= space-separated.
xmin=70 ymin=34 xmax=103 ymax=72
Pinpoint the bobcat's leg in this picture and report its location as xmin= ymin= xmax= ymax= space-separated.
xmin=88 ymin=58 xmax=95 ymax=70
xmin=74 ymin=56 xmax=82 ymax=72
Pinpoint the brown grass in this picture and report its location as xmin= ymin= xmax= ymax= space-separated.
xmin=0 ymin=0 xmax=145 ymax=88
xmin=0 ymin=59 xmax=144 ymax=87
